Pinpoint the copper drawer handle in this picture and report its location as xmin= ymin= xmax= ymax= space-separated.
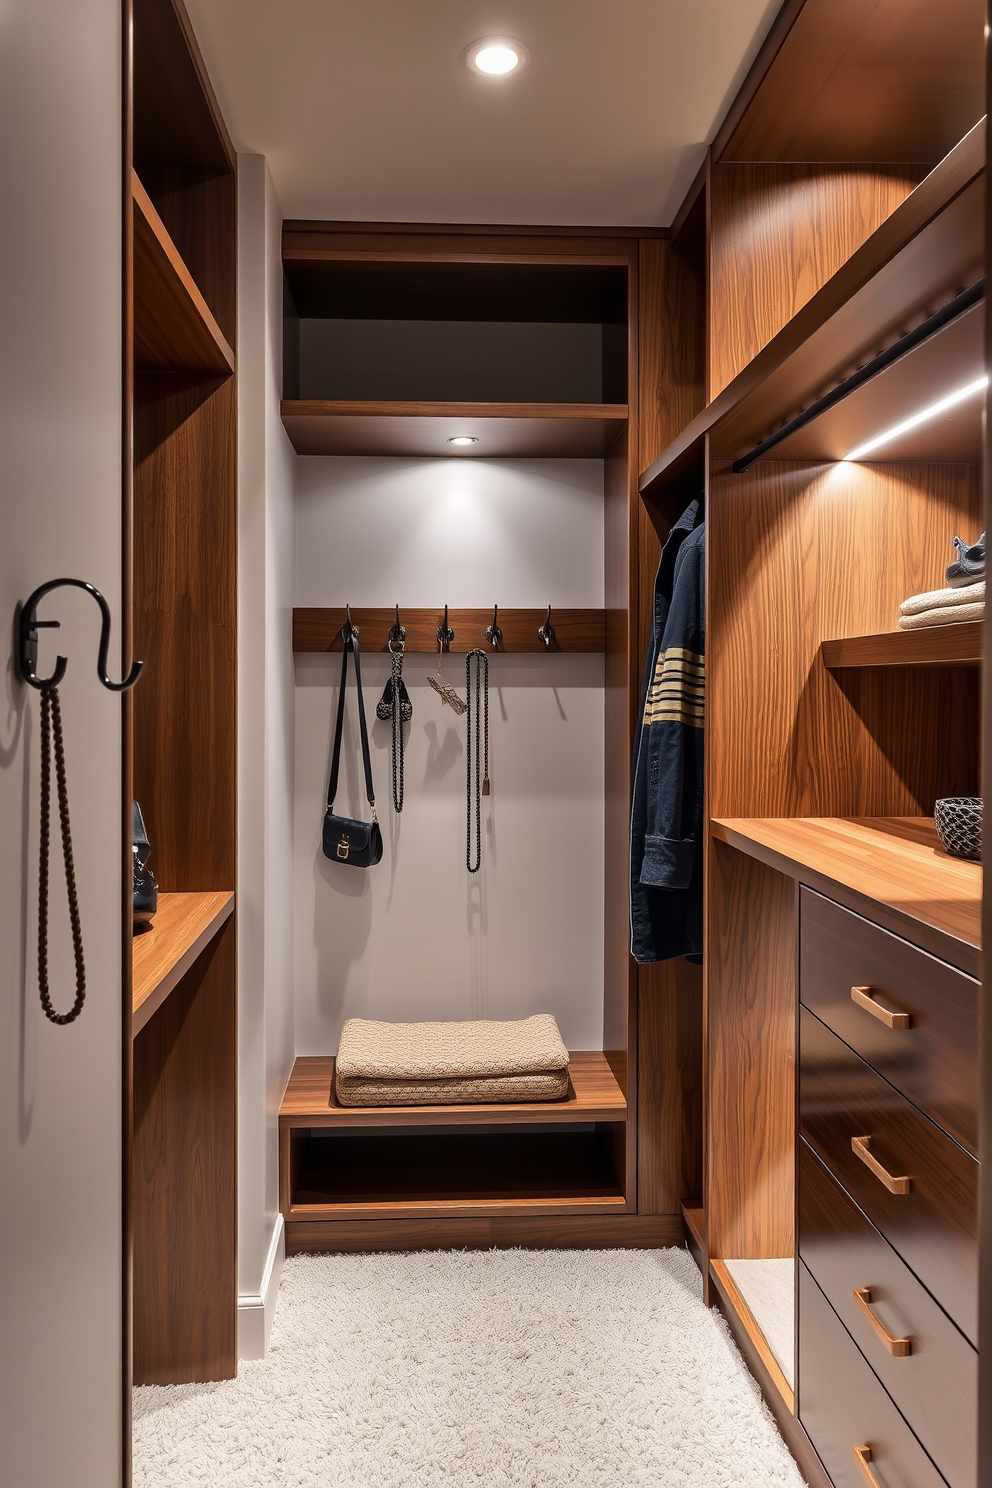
xmin=853 ymin=1287 xmax=912 ymax=1356
xmin=851 ymin=985 xmax=911 ymax=1030
xmin=851 ymin=1135 xmax=912 ymax=1195
xmin=854 ymin=1445 xmax=881 ymax=1488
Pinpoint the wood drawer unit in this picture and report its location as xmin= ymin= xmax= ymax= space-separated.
xmin=800 ymin=1008 xmax=978 ymax=1343
xmin=799 ymin=1138 xmax=976 ymax=1488
xmin=799 ymin=1263 xmax=949 ymax=1488
xmin=800 ymin=888 xmax=979 ymax=1154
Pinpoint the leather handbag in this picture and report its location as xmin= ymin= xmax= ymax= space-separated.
xmin=322 ymin=628 xmax=383 ymax=867
xmin=132 ymin=800 xmax=158 ymax=924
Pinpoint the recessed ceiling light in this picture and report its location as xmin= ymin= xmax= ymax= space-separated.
xmin=465 ymin=37 xmax=528 ymax=76
xmin=448 ymin=436 xmax=479 ymax=446
xmin=843 ymin=374 xmax=988 ymax=461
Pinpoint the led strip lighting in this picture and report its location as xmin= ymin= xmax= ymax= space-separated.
xmin=844 ymin=375 xmax=988 ymax=461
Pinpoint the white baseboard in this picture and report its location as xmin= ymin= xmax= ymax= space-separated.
xmin=237 ymin=1213 xmax=285 ymax=1361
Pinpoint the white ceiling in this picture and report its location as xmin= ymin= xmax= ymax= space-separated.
xmin=185 ymin=0 xmax=781 ymax=227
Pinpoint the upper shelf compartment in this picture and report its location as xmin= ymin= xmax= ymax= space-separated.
xmin=640 ymin=120 xmax=985 ymax=497
xmin=281 ymin=401 xmax=628 ymax=458
xmin=132 ymin=173 xmax=235 ymax=376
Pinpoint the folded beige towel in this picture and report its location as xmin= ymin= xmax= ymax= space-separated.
xmin=898 ymin=601 xmax=985 ymax=630
xmin=335 ymin=1014 xmax=571 ymax=1106
xmin=899 ymin=581 xmax=985 ymax=616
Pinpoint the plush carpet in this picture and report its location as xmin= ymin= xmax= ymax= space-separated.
xmin=724 ymin=1258 xmax=796 ymax=1390
xmin=133 ymin=1248 xmax=807 ymax=1488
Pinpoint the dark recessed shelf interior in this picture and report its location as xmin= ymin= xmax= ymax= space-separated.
xmin=291 ymin=1128 xmax=625 ymax=1211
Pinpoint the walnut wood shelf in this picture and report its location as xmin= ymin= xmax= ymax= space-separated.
xmin=822 ymin=620 xmax=983 ymax=669
xmin=710 ymin=816 xmax=981 ymax=973
xmin=132 ymin=171 xmax=235 ymax=376
xmin=293 ymin=607 xmax=606 ymax=654
xmin=639 ymin=120 xmax=984 ymax=496
xmin=281 ymin=400 xmax=628 ymax=458
xmin=280 ymin=1050 xmax=626 ymax=1129
xmin=132 ymin=890 xmax=234 ymax=1036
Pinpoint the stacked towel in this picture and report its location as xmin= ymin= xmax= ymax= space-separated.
xmin=898 ymin=581 xmax=985 ymax=631
xmin=334 ymin=1014 xmax=571 ymax=1106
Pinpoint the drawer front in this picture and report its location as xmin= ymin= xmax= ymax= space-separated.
xmin=800 ymin=888 xmax=979 ymax=1153
xmin=799 ymin=1138 xmax=976 ymax=1488
xmin=799 ymin=1263 xmax=948 ymax=1488
xmin=800 ymin=1009 xmax=977 ymax=1343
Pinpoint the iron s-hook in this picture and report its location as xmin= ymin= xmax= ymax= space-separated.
xmin=485 ymin=604 xmax=503 ymax=650
xmin=437 ymin=603 xmax=454 ymax=651
xmin=537 ymin=604 xmax=555 ymax=649
xmin=18 ymin=578 xmax=142 ymax=692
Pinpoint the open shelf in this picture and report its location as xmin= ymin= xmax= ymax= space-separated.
xmin=822 ymin=619 xmax=983 ymax=669
xmin=639 ymin=121 xmax=984 ymax=496
xmin=280 ymin=400 xmax=628 ymax=458
xmin=292 ymin=607 xmax=606 ymax=654
xmin=280 ymin=1050 xmax=626 ymax=1129
xmin=132 ymin=890 xmax=234 ymax=1036
xmin=132 ymin=171 xmax=235 ymax=375
xmin=710 ymin=816 xmax=981 ymax=971
xmin=710 ymin=1259 xmax=794 ymax=1411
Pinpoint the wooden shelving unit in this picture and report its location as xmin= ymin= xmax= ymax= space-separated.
xmin=711 ymin=816 xmax=981 ymax=970
xmin=822 ymin=620 xmax=983 ymax=669
xmin=292 ymin=607 xmax=606 ymax=654
xmin=280 ymin=399 xmax=628 ymax=458
xmin=132 ymin=891 xmax=234 ymax=1036
xmin=132 ymin=172 xmax=235 ymax=376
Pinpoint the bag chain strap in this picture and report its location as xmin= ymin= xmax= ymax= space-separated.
xmin=390 ymin=646 xmax=405 ymax=813
xmin=465 ymin=650 xmax=490 ymax=873
xmin=38 ymin=685 xmax=86 ymax=1024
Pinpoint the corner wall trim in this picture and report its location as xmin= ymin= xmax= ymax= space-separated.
xmin=237 ymin=1214 xmax=285 ymax=1361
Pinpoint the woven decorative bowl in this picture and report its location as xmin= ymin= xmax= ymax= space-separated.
xmin=934 ymin=797 xmax=982 ymax=861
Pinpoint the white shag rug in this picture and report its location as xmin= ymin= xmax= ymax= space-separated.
xmin=134 ymin=1248 xmax=807 ymax=1488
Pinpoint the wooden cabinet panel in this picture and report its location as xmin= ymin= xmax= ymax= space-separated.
xmin=800 ymin=1138 xmax=976 ymax=1488
xmin=799 ymin=1263 xmax=949 ymax=1488
xmin=800 ymin=1009 xmax=977 ymax=1342
xmin=800 ymin=888 xmax=979 ymax=1153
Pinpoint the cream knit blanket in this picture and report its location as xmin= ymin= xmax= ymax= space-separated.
xmin=898 ymin=601 xmax=985 ymax=630
xmin=334 ymin=1014 xmax=571 ymax=1106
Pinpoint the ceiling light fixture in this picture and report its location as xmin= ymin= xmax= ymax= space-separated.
xmin=448 ymin=436 xmax=479 ymax=447
xmin=844 ymin=374 xmax=988 ymax=461
xmin=465 ymin=37 xmax=528 ymax=76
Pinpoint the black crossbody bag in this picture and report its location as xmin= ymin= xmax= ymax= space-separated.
xmin=322 ymin=629 xmax=383 ymax=867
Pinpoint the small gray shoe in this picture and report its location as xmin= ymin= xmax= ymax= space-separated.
xmin=946 ymin=532 xmax=986 ymax=587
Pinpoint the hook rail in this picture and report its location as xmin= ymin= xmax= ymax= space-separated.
xmin=293 ymin=607 xmax=605 ymax=654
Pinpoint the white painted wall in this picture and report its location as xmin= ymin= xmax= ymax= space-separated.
xmin=0 ymin=2 xmax=124 ymax=1482
xmin=237 ymin=154 xmax=296 ymax=1358
xmin=294 ymin=457 xmax=605 ymax=1054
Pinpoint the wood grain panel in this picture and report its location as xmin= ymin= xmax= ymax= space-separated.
xmin=139 ymin=167 xmax=238 ymax=346
xmin=637 ymin=238 xmax=706 ymax=469
xmin=712 ymin=817 xmax=982 ymax=972
xmin=636 ymin=960 xmax=703 ymax=1214
xmin=132 ymin=916 xmax=237 ymax=1383
xmin=822 ymin=620 xmax=983 ymax=669
xmin=707 ymin=459 xmax=982 ymax=823
xmin=706 ymin=841 xmax=796 ymax=1259
xmin=133 ymin=0 xmax=235 ymax=175
xmin=280 ymin=1051 xmax=626 ymax=1128
xmin=800 ymin=886 xmax=980 ymax=1152
xmin=800 ymin=1008 xmax=978 ymax=1342
xmin=718 ymin=0 xmax=985 ymax=165
xmin=131 ymin=890 xmax=234 ymax=1035
xmin=280 ymin=400 xmax=627 ymax=458
xmin=133 ymin=373 xmax=237 ymax=892
xmin=800 ymin=1139 xmax=977 ymax=1488
xmin=798 ymin=1263 xmax=947 ymax=1488
xmin=285 ymin=1213 xmax=683 ymax=1255
xmin=709 ymin=164 xmax=926 ymax=398
xmin=292 ymin=608 xmax=605 ymax=655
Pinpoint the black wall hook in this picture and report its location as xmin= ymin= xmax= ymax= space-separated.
xmin=388 ymin=603 xmax=406 ymax=649
xmin=437 ymin=603 xmax=454 ymax=650
xmin=485 ymin=604 xmax=503 ymax=649
xmin=342 ymin=603 xmax=359 ymax=643
xmin=18 ymin=578 xmax=142 ymax=692
xmin=537 ymin=604 xmax=555 ymax=649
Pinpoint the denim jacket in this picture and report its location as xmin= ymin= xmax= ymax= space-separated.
xmin=630 ymin=501 xmax=705 ymax=964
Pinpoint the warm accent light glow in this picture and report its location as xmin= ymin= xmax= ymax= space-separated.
xmin=465 ymin=38 xmax=528 ymax=76
xmin=844 ymin=375 xmax=988 ymax=461
xmin=448 ymin=436 xmax=479 ymax=446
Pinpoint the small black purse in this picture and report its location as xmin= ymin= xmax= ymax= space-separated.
xmin=322 ymin=627 xmax=383 ymax=868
